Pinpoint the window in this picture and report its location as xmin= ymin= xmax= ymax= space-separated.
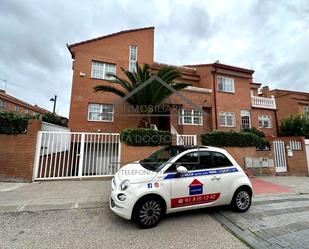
xmin=129 ymin=45 xmax=138 ymax=72
xmin=33 ymin=112 xmax=37 ymax=116
xmin=258 ymin=115 xmax=272 ymax=128
xmin=212 ymin=152 xmax=233 ymax=167
xmin=219 ymin=112 xmax=235 ymax=127
xmin=24 ymin=109 xmax=29 ymax=114
xmin=240 ymin=110 xmax=251 ymax=130
xmin=14 ymin=105 xmax=20 ymax=112
xmin=166 ymin=151 xmax=233 ymax=172
xmin=0 ymin=99 xmax=7 ymax=109
xmin=88 ymin=103 xmax=114 ymax=122
xmin=217 ymin=76 xmax=235 ymax=93
xmin=91 ymin=61 xmax=116 ymax=80
xmin=179 ymin=109 xmax=203 ymax=125
xmin=174 ymin=152 xmax=199 ymax=171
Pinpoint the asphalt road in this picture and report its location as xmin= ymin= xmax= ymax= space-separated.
xmin=0 ymin=206 xmax=247 ymax=249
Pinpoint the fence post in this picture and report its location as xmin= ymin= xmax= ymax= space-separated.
xmin=78 ymin=133 xmax=85 ymax=177
xmin=194 ymin=135 xmax=197 ymax=145
xmin=117 ymin=135 xmax=121 ymax=171
xmin=33 ymin=131 xmax=43 ymax=181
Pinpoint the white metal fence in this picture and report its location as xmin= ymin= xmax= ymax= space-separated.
xmin=273 ymin=140 xmax=287 ymax=173
xmin=33 ymin=131 xmax=121 ymax=180
xmin=176 ymin=134 xmax=197 ymax=146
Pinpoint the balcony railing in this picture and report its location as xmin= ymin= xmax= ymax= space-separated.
xmin=251 ymin=96 xmax=276 ymax=109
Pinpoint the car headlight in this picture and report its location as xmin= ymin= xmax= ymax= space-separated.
xmin=120 ymin=179 xmax=130 ymax=191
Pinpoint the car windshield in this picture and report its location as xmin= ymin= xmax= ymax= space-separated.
xmin=140 ymin=146 xmax=189 ymax=172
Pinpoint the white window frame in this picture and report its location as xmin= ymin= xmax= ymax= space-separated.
xmin=14 ymin=105 xmax=20 ymax=112
xmin=179 ymin=109 xmax=203 ymax=126
xmin=240 ymin=110 xmax=251 ymax=130
xmin=0 ymin=100 xmax=7 ymax=109
xmin=88 ymin=103 xmax=114 ymax=122
xmin=258 ymin=115 xmax=272 ymax=128
xmin=304 ymin=106 xmax=309 ymax=113
xmin=219 ymin=112 xmax=236 ymax=127
xmin=24 ymin=109 xmax=29 ymax=114
xmin=217 ymin=76 xmax=235 ymax=93
xmin=91 ymin=61 xmax=116 ymax=80
xmin=129 ymin=45 xmax=138 ymax=72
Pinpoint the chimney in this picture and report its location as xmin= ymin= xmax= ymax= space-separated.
xmin=261 ymin=86 xmax=270 ymax=97
xmin=0 ymin=89 xmax=6 ymax=94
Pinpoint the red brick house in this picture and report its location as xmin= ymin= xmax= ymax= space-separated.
xmin=67 ymin=27 xmax=277 ymax=137
xmin=265 ymin=88 xmax=309 ymax=124
xmin=0 ymin=89 xmax=49 ymax=116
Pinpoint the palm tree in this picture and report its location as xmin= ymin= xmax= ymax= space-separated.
xmin=94 ymin=62 xmax=191 ymax=128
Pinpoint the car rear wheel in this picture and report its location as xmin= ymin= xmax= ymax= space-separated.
xmin=231 ymin=188 xmax=251 ymax=212
xmin=133 ymin=199 xmax=163 ymax=228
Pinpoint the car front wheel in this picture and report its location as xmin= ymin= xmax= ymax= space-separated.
xmin=231 ymin=188 xmax=251 ymax=212
xmin=133 ymin=198 xmax=163 ymax=228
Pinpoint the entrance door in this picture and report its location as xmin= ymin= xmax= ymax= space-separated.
xmin=167 ymin=151 xmax=221 ymax=210
xmin=273 ymin=140 xmax=287 ymax=173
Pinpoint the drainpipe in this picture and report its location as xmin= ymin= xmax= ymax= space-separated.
xmin=212 ymin=67 xmax=218 ymax=129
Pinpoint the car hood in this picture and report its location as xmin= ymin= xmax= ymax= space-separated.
xmin=116 ymin=162 xmax=158 ymax=183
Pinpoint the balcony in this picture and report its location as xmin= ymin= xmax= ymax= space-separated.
xmin=251 ymin=96 xmax=276 ymax=109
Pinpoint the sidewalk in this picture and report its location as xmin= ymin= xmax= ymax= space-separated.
xmin=0 ymin=180 xmax=110 ymax=212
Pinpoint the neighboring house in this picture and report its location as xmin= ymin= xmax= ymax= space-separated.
xmin=264 ymin=88 xmax=309 ymax=123
xmin=67 ymin=27 xmax=277 ymax=136
xmin=0 ymin=89 xmax=49 ymax=116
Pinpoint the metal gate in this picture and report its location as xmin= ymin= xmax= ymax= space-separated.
xmin=273 ymin=140 xmax=287 ymax=173
xmin=305 ymin=139 xmax=309 ymax=174
xmin=33 ymin=132 xmax=121 ymax=180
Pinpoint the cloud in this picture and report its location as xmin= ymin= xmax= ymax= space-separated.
xmin=0 ymin=0 xmax=308 ymax=117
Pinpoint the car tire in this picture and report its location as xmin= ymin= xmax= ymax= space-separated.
xmin=231 ymin=188 xmax=252 ymax=212
xmin=133 ymin=198 xmax=163 ymax=229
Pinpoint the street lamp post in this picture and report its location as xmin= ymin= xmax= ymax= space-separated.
xmin=50 ymin=95 xmax=57 ymax=114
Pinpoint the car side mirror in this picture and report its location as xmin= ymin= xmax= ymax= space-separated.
xmin=176 ymin=166 xmax=188 ymax=174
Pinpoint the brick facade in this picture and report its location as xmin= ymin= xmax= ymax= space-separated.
xmin=267 ymin=89 xmax=309 ymax=124
xmin=0 ymin=120 xmax=41 ymax=181
xmin=67 ymin=27 xmax=278 ymax=136
xmin=0 ymin=90 xmax=48 ymax=116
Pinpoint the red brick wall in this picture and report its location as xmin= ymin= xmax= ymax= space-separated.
xmin=0 ymin=120 xmax=41 ymax=181
xmin=68 ymin=28 xmax=154 ymax=132
xmin=120 ymin=143 xmax=162 ymax=165
xmin=251 ymin=108 xmax=278 ymax=136
xmin=268 ymin=137 xmax=308 ymax=176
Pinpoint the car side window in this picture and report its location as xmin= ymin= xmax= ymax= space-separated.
xmin=165 ymin=152 xmax=199 ymax=172
xmin=198 ymin=151 xmax=213 ymax=169
xmin=212 ymin=152 xmax=233 ymax=167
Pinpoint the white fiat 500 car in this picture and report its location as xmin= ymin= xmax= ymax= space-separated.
xmin=110 ymin=145 xmax=252 ymax=228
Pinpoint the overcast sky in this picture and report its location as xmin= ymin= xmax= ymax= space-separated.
xmin=1 ymin=0 xmax=308 ymax=117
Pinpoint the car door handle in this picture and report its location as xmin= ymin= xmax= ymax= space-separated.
xmin=211 ymin=176 xmax=221 ymax=181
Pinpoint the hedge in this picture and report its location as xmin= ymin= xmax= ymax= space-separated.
xmin=120 ymin=128 xmax=172 ymax=146
xmin=279 ymin=114 xmax=309 ymax=138
xmin=0 ymin=112 xmax=30 ymax=134
xmin=42 ymin=113 xmax=67 ymax=127
xmin=201 ymin=130 xmax=269 ymax=148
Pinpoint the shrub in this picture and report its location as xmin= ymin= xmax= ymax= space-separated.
xmin=201 ymin=130 xmax=269 ymax=148
xmin=279 ymin=114 xmax=309 ymax=138
xmin=0 ymin=112 xmax=30 ymax=134
xmin=42 ymin=113 xmax=67 ymax=127
xmin=120 ymin=128 xmax=172 ymax=146
xmin=243 ymin=127 xmax=265 ymax=138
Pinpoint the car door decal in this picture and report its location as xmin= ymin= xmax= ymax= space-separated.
xmin=189 ymin=179 xmax=203 ymax=195
xmin=171 ymin=193 xmax=221 ymax=208
xmin=164 ymin=167 xmax=238 ymax=180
